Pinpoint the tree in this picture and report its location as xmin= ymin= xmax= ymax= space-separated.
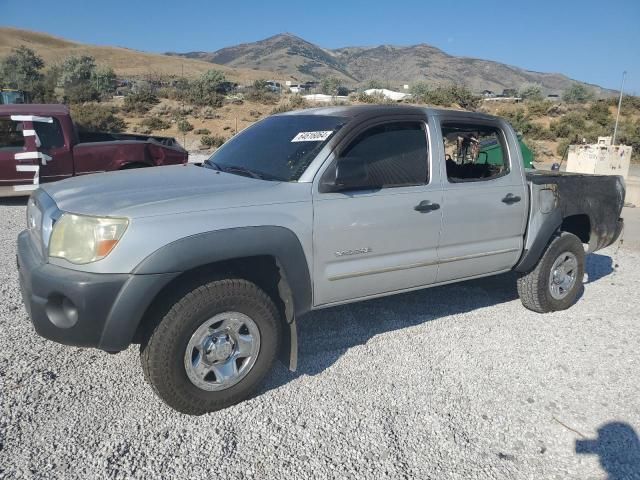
xmin=187 ymin=70 xmax=227 ymax=106
xmin=0 ymin=46 xmax=44 ymax=91
xmin=320 ymin=77 xmax=340 ymax=96
xmin=519 ymin=84 xmax=544 ymax=101
xmin=93 ymin=66 xmax=117 ymax=96
xmin=562 ymin=83 xmax=595 ymax=103
xmin=60 ymin=55 xmax=99 ymax=103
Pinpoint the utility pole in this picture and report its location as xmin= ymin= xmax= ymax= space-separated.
xmin=612 ymin=71 xmax=627 ymax=145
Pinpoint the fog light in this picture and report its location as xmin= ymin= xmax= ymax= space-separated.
xmin=45 ymin=295 xmax=79 ymax=328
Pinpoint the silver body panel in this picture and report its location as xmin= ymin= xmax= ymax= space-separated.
xmin=35 ymin=106 xmax=537 ymax=309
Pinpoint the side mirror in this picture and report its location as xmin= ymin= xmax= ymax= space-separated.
xmin=335 ymin=156 xmax=368 ymax=189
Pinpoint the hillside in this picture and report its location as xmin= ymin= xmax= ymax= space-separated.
xmin=171 ymin=33 xmax=613 ymax=95
xmin=0 ymin=27 xmax=280 ymax=82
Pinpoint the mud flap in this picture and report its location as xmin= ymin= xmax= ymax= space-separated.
xmin=276 ymin=260 xmax=298 ymax=371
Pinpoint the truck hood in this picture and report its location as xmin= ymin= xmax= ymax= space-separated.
xmin=42 ymin=165 xmax=307 ymax=217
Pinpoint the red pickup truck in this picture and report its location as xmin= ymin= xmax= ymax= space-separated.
xmin=0 ymin=104 xmax=188 ymax=197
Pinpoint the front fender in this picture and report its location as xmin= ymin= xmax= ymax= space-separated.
xmin=133 ymin=225 xmax=313 ymax=316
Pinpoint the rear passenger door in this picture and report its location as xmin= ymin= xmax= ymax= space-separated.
xmin=312 ymin=116 xmax=443 ymax=306
xmin=436 ymin=117 xmax=527 ymax=283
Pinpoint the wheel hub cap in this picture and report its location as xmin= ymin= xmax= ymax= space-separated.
xmin=184 ymin=312 xmax=261 ymax=391
xmin=203 ymin=334 xmax=234 ymax=362
xmin=548 ymin=251 xmax=579 ymax=300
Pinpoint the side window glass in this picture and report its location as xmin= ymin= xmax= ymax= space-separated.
xmin=0 ymin=118 xmax=25 ymax=151
xmin=335 ymin=121 xmax=428 ymax=190
xmin=34 ymin=119 xmax=64 ymax=150
xmin=442 ymin=123 xmax=510 ymax=182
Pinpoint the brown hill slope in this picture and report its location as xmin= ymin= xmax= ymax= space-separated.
xmin=0 ymin=28 xmax=281 ymax=82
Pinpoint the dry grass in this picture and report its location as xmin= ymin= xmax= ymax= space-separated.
xmin=0 ymin=27 xmax=283 ymax=83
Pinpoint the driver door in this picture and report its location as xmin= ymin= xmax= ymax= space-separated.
xmin=312 ymin=117 xmax=443 ymax=306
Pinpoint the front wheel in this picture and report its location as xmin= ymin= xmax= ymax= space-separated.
xmin=140 ymin=279 xmax=281 ymax=415
xmin=517 ymin=232 xmax=585 ymax=313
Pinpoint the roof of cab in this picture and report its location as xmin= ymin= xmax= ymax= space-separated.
xmin=277 ymin=104 xmax=499 ymax=121
xmin=0 ymin=103 xmax=70 ymax=116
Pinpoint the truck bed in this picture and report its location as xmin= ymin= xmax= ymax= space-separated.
xmin=526 ymin=169 xmax=625 ymax=251
xmin=77 ymin=131 xmax=182 ymax=148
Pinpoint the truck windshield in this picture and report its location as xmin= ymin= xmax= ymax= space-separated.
xmin=204 ymin=115 xmax=346 ymax=181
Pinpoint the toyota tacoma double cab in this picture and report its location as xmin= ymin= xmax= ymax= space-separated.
xmin=17 ymin=105 xmax=624 ymax=414
xmin=1 ymin=104 xmax=187 ymax=197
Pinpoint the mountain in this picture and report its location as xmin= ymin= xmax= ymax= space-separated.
xmin=0 ymin=28 xmax=278 ymax=82
xmin=168 ymin=33 xmax=357 ymax=83
xmin=170 ymin=33 xmax=612 ymax=95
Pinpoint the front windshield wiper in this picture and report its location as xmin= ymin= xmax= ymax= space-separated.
xmin=221 ymin=165 xmax=281 ymax=181
xmin=203 ymin=159 xmax=222 ymax=171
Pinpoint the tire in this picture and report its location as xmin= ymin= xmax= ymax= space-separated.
xmin=517 ymin=232 xmax=585 ymax=313
xmin=140 ymin=278 xmax=281 ymax=415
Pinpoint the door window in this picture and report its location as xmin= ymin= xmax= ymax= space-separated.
xmin=325 ymin=121 xmax=429 ymax=190
xmin=442 ymin=123 xmax=510 ymax=182
xmin=0 ymin=118 xmax=25 ymax=151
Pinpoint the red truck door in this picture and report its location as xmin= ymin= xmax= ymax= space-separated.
xmin=0 ymin=114 xmax=73 ymax=195
xmin=0 ymin=116 xmax=40 ymax=195
xmin=31 ymin=115 xmax=74 ymax=183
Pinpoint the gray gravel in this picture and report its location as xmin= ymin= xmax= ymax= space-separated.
xmin=1 ymin=199 xmax=640 ymax=480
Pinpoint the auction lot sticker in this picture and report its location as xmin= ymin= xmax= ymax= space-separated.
xmin=291 ymin=131 xmax=333 ymax=142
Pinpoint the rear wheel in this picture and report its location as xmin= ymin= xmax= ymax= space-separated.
xmin=140 ymin=278 xmax=281 ymax=415
xmin=517 ymin=232 xmax=585 ymax=313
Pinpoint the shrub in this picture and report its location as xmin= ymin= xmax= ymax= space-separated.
xmin=320 ymin=77 xmax=341 ymax=95
xmin=527 ymin=100 xmax=553 ymax=117
xmin=352 ymin=91 xmax=391 ymax=104
xmin=200 ymin=135 xmax=226 ymax=149
xmin=271 ymin=94 xmax=310 ymax=113
xmin=519 ymin=84 xmax=544 ymax=101
xmin=185 ymin=70 xmax=227 ymax=107
xmin=70 ymin=103 xmax=126 ymax=132
xmin=176 ymin=118 xmax=194 ymax=133
xmin=562 ymin=83 xmax=595 ymax=103
xmin=410 ymin=83 xmax=481 ymax=110
xmin=587 ymin=101 xmax=612 ymax=127
xmin=123 ymin=90 xmax=159 ymax=114
xmin=193 ymin=128 xmax=211 ymax=135
xmin=140 ymin=116 xmax=170 ymax=131
xmin=244 ymin=81 xmax=279 ymax=104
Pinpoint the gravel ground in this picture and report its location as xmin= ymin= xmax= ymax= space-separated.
xmin=1 ymin=199 xmax=640 ymax=480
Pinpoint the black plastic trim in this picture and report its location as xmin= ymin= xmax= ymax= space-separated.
xmin=133 ymin=226 xmax=313 ymax=317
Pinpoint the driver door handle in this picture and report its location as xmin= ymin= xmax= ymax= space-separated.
xmin=502 ymin=193 xmax=521 ymax=205
xmin=414 ymin=200 xmax=440 ymax=212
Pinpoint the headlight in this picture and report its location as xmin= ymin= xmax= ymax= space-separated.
xmin=49 ymin=213 xmax=129 ymax=264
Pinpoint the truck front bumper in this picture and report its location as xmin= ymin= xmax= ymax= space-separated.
xmin=17 ymin=231 xmax=177 ymax=352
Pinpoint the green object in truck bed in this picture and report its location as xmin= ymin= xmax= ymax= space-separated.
xmin=479 ymin=136 xmax=534 ymax=169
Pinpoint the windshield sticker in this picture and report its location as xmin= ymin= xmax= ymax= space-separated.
xmin=291 ymin=131 xmax=333 ymax=142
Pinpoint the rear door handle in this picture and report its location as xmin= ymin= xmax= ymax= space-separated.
xmin=502 ymin=193 xmax=521 ymax=205
xmin=414 ymin=200 xmax=440 ymax=212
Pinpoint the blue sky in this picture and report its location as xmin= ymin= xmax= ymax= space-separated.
xmin=4 ymin=0 xmax=639 ymax=93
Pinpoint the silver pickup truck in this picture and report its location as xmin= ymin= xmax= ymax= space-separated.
xmin=17 ymin=105 xmax=624 ymax=414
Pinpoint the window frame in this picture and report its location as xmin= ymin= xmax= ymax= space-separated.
xmin=318 ymin=117 xmax=432 ymax=193
xmin=440 ymin=120 xmax=512 ymax=184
